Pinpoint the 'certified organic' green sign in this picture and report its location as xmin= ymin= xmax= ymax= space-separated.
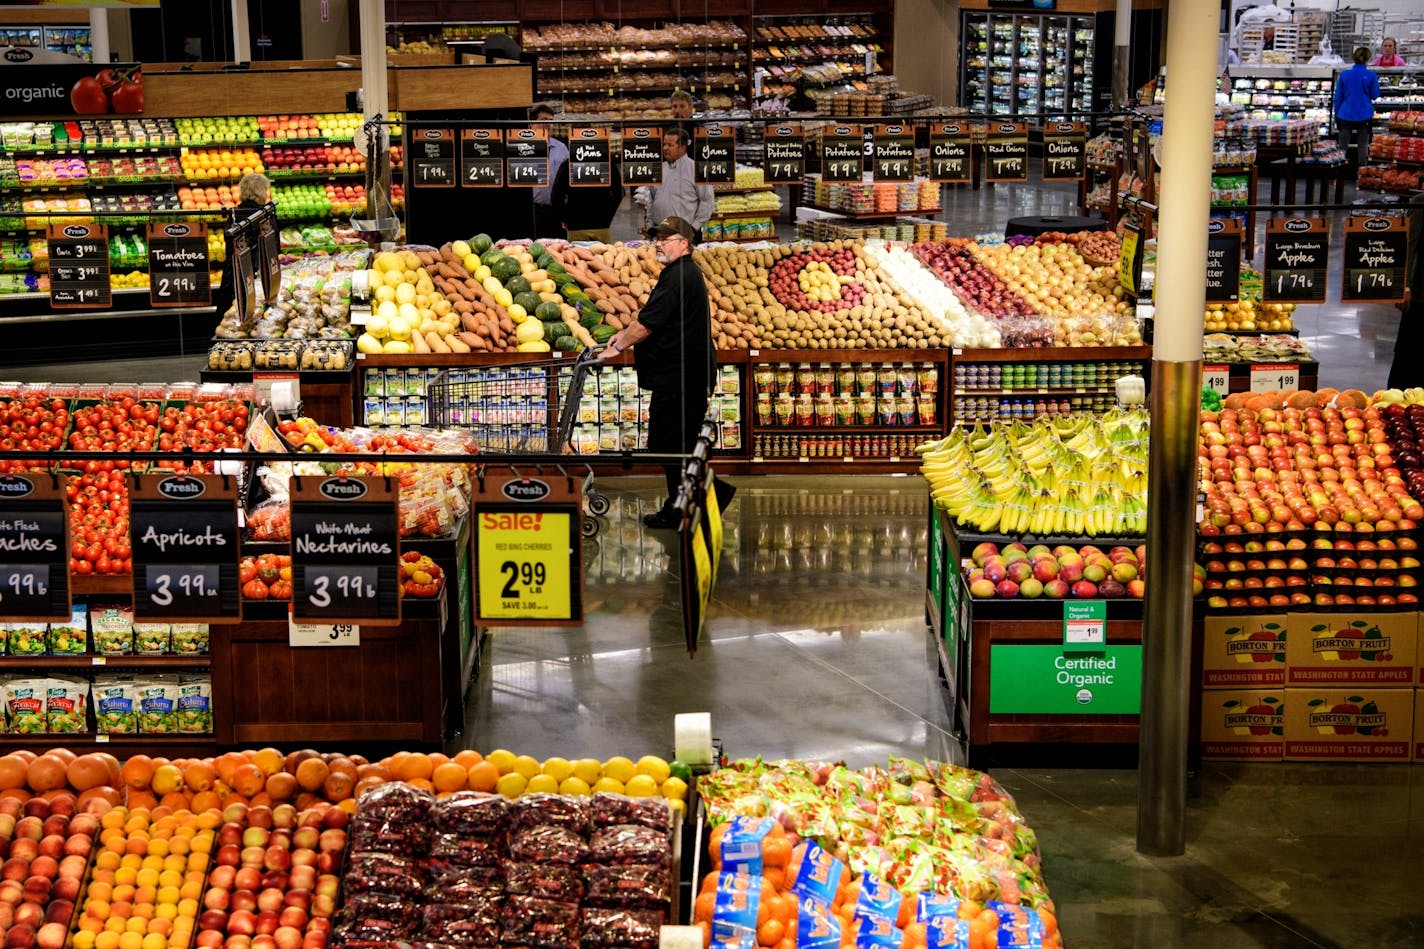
xmin=989 ymin=645 xmax=1143 ymax=714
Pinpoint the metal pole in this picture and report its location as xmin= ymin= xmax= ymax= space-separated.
xmin=1136 ymin=0 xmax=1216 ymax=857
xmin=231 ymin=0 xmax=251 ymax=62
xmin=1113 ymin=0 xmax=1132 ymax=110
xmin=359 ymin=0 xmax=389 ymax=121
xmin=88 ymin=9 xmax=110 ymax=64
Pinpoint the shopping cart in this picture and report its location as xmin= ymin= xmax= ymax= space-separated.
xmin=427 ymin=349 xmax=611 ymax=536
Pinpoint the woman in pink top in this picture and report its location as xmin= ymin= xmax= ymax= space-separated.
xmin=1374 ymin=37 xmax=1407 ymax=67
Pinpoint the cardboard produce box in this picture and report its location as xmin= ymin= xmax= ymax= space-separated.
xmin=1201 ymin=613 xmax=1287 ymax=688
xmin=1199 ymin=689 xmax=1285 ymax=760
xmin=1285 ymin=611 xmax=1417 ymax=686
xmin=1282 ymin=687 xmax=1413 ymax=762
xmin=1416 ymin=690 xmax=1424 ymax=763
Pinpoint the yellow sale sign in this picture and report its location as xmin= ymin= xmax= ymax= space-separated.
xmin=475 ymin=508 xmax=577 ymax=623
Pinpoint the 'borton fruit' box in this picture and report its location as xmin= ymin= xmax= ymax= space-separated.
xmin=1284 ymin=611 xmax=1417 ymax=686
xmin=1202 ymin=614 xmax=1287 ymax=688
xmin=1282 ymin=687 xmax=1414 ymax=762
xmin=1199 ymin=689 xmax=1285 ymax=760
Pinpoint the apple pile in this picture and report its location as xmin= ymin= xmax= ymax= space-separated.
xmin=323 ymin=183 xmax=363 ymax=216
xmin=196 ymin=802 xmax=347 ymax=949
xmin=256 ymin=116 xmax=321 ymax=142
xmin=965 ymin=541 xmax=1146 ymax=599
xmin=1203 ymin=531 xmax=1422 ymax=611
xmin=0 ymin=794 xmax=96 ymax=949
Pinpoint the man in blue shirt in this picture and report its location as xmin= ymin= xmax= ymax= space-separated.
xmin=1334 ymin=47 xmax=1380 ymax=168
xmin=531 ymin=103 xmax=570 ymax=238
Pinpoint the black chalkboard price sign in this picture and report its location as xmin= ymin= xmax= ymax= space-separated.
xmin=146 ymin=222 xmax=210 ymax=308
xmin=873 ymin=124 xmax=915 ymax=182
xmin=1205 ymin=217 xmax=1242 ymax=304
xmin=289 ymin=476 xmax=400 ymax=626
xmin=460 ymin=128 xmax=505 ymax=188
xmin=1342 ymin=215 xmax=1408 ymax=304
xmin=695 ymin=125 xmax=735 ymax=185
xmin=569 ymin=127 xmax=611 ymax=187
xmin=505 ymin=127 xmax=550 ymax=188
xmin=410 ymin=128 xmax=456 ymax=188
xmin=821 ymin=124 xmax=863 ymax=182
xmin=0 ymin=474 xmax=70 ymax=623
xmin=764 ymin=125 xmax=804 ymax=184
xmin=928 ymin=123 xmax=972 ymax=183
xmin=1263 ymin=217 xmax=1329 ymax=304
xmin=985 ymin=122 xmax=1028 ymax=182
xmin=47 ymin=223 xmax=110 ymax=309
xmin=130 ymin=473 xmax=241 ymax=623
xmin=1041 ymin=121 xmax=1087 ymax=181
xmin=621 ymin=127 xmax=662 ymax=185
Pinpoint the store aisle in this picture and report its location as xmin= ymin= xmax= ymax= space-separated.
xmin=466 ymin=476 xmax=1424 ymax=949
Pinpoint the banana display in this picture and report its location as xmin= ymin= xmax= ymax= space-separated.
xmin=917 ymin=409 xmax=1150 ymax=537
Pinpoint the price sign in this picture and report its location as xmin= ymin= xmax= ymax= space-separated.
xmin=621 ymin=127 xmax=662 ymax=185
xmin=146 ymin=222 xmax=210 ymax=308
xmin=1063 ymin=600 xmax=1107 ymax=653
xmin=473 ymin=474 xmax=583 ymax=626
xmin=568 ymin=127 xmax=611 ymax=187
xmin=256 ymin=210 xmax=280 ymax=301
xmin=460 ymin=128 xmax=504 ymax=188
xmin=695 ymin=125 xmax=735 ymax=185
xmin=289 ymin=476 xmax=400 ymax=625
xmin=0 ymin=474 xmax=70 ymax=622
xmin=1264 ymin=217 xmax=1328 ymax=303
xmin=288 ymin=609 xmax=360 ymax=648
xmin=871 ymin=124 xmax=915 ymax=182
xmin=1342 ymin=215 xmax=1408 ymax=304
xmin=1250 ymin=363 xmax=1300 ymax=393
xmin=1119 ymin=217 xmax=1143 ymax=295
xmin=1041 ymin=121 xmax=1087 ymax=181
xmin=1205 ymin=218 xmax=1242 ymax=303
xmin=409 ymin=128 xmax=456 ymax=188
xmin=764 ymin=124 xmax=804 ymax=183
xmin=928 ymin=123 xmax=972 ymax=182
xmin=47 ymin=223 xmax=110 ymax=309
xmin=505 ymin=127 xmax=550 ymax=188
xmin=820 ymin=124 xmax=863 ymax=182
xmin=130 ymin=473 xmax=240 ymax=622
xmin=1203 ymin=364 xmax=1232 ymax=397
xmin=985 ymin=122 xmax=1028 ymax=182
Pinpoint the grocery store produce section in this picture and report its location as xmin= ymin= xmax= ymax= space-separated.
xmin=0 ymin=744 xmax=1066 ymax=949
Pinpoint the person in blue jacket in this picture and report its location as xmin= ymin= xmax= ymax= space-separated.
xmin=1334 ymin=47 xmax=1380 ymax=168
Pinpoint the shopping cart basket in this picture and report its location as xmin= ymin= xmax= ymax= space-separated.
xmin=427 ymin=349 xmax=610 ymax=535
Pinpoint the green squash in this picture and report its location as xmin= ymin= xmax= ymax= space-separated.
xmin=535 ymin=301 xmax=565 ymax=321
xmin=591 ymin=324 xmax=617 ymax=343
xmin=471 ymin=233 xmax=493 ymax=253
xmin=542 ymin=319 xmax=569 ymax=345
xmin=479 ymin=248 xmax=505 ymax=268
xmin=514 ymin=291 xmax=543 ymax=313
xmin=491 ymin=257 xmax=523 ymax=282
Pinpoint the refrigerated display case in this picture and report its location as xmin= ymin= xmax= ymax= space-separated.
xmin=44 ymin=26 xmax=91 ymax=61
xmin=0 ymin=26 xmax=41 ymax=48
xmin=960 ymin=11 xmax=1097 ymax=122
xmin=1228 ymin=65 xmax=1333 ymax=136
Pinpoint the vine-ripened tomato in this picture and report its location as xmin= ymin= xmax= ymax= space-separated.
xmin=64 ymin=470 xmax=131 ymax=576
xmin=0 ymin=397 xmax=70 ymax=473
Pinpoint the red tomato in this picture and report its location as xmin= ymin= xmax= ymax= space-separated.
xmin=70 ymin=76 xmax=109 ymax=114
xmin=110 ymin=79 xmax=144 ymax=114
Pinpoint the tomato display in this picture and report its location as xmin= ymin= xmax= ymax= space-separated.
xmin=67 ymin=398 xmax=160 ymax=462
xmin=65 ymin=469 xmax=131 ymax=576
xmin=155 ymin=399 xmax=250 ymax=472
xmin=0 ymin=397 xmax=70 ymax=472
xmin=400 ymin=550 xmax=445 ymax=598
xmin=239 ymin=552 xmax=293 ymax=599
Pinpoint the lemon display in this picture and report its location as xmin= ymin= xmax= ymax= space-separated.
xmin=485 ymin=749 xmax=516 ymax=774
xmin=496 ymin=772 xmax=527 ymax=799
xmin=635 ymin=755 xmax=671 ymax=784
xmin=603 ymin=756 xmax=636 ymax=784
xmin=592 ymin=776 xmax=626 ymax=795
xmin=526 ymin=773 xmax=560 ymax=794
xmin=572 ymin=758 xmax=603 ymax=784
xmin=542 ymin=757 xmax=574 ymax=783
xmin=511 ymin=755 xmax=541 ymax=780
xmin=624 ymin=774 xmax=659 ymax=798
xmin=559 ymin=776 xmax=592 ymax=796
xmin=660 ymin=776 xmax=688 ymax=800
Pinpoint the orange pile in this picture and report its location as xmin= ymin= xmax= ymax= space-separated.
xmin=178 ymin=149 xmax=264 ymax=182
xmin=177 ymin=185 xmax=239 ymax=211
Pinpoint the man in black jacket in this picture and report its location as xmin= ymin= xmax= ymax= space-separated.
xmin=599 ymin=215 xmax=735 ymax=528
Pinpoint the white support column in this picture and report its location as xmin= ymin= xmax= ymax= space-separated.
xmin=232 ymin=0 xmax=251 ymax=62
xmin=359 ymin=0 xmax=389 ymax=121
xmin=88 ymin=9 xmax=110 ymax=64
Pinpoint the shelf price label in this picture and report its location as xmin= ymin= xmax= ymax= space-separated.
xmin=872 ymin=124 xmax=915 ymax=182
xmin=1202 ymin=364 xmax=1232 ymax=397
xmin=928 ymin=123 xmax=972 ymax=183
xmin=1041 ymin=121 xmax=1087 ymax=181
xmin=1263 ymin=217 xmax=1329 ymax=304
xmin=289 ymin=476 xmax=400 ymax=626
xmin=763 ymin=124 xmax=804 ymax=184
xmin=505 ymin=127 xmax=550 ymax=188
xmin=569 ymin=127 xmax=611 ymax=187
xmin=47 ymin=223 xmax=110 ymax=309
xmin=1205 ymin=217 xmax=1242 ymax=304
xmin=620 ymin=127 xmax=662 ymax=185
xmin=409 ymin=128 xmax=456 ymax=188
xmin=820 ymin=124 xmax=863 ymax=182
xmin=0 ymin=474 xmax=70 ymax=622
xmin=288 ymin=610 xmax=360 ymax=648
xmin=985 ymin=122 xmax=1028 ymax=182
xmin=1063 ymin=600 xmax=1106 ymax=653
xmin=130 ymin=473 xmax=240 ymax=622
xmin=1250 ymin=363 xmax=1300 ymax=393
xmin=695 ymin=125 xmax=735 ymax=185
xmin=146 ymin=222 xmax=210 ymax=308
xmin=460 ymin=128 xmax=504 ymax=188
xmin=1342 ymin=215 xmax=1408 ymax=304
xmin=473 ymin=475 xmax=583 ymax=626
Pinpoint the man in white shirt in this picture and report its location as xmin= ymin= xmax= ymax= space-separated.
xmin=531 ymin=103 xmax=569 ymax=238
xmin=634 ymin=128 xmax=715 ymax=239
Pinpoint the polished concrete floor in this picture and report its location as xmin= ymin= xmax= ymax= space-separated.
xmin=8 ymin=174 xmax=1422 ymax=948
